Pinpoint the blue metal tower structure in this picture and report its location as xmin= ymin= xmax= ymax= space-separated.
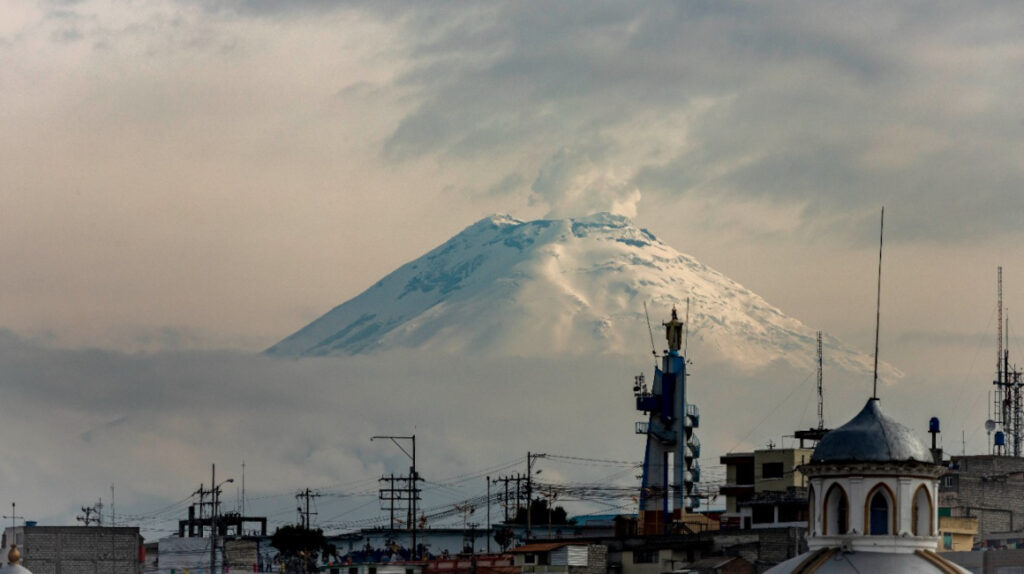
xmin=632 ymin=307 xmax=700 ymax=535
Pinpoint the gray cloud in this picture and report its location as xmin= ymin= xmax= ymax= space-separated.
xmin=354 ymin=1 xmax=1024 ymax=244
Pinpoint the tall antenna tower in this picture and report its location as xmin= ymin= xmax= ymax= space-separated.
xmin=991 ymin=266 xmax=1024 ymax=456
xmin=999 ymin=266 xmax=1004 ymax=382
xmin=817 ymin=330 xmax=824 ymax=430
xmin=872 ymin=207 xmax=884 ymax=400
xmin=794 ymin=330 xmax=830 ymax=447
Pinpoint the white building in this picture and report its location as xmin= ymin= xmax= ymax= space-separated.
xmin=766 ymin=398 xmax=968 ymax=573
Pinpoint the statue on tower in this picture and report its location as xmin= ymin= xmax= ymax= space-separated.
xmin=664 ymin=307 xmax=683 ymax=352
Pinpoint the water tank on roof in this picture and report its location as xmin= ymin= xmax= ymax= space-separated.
xmin=929 ymin=417 xmax=940 ymax=433
xmin=995 ymin=431 xmax=1006 ymax=446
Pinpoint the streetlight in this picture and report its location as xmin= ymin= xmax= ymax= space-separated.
xmin=371 ymin=435 xmax=419 ymax=559
xmin=209 ymin=464 xmax=234 ymax=574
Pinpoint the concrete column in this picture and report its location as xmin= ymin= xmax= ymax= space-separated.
xmin=848 ymin=477 xmax=864 ymax=535
xmin=897 ymin=477 xmax=913 ymax=536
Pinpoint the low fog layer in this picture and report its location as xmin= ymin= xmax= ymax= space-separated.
xmin=0 ymin=330 xmax=975 ymax=540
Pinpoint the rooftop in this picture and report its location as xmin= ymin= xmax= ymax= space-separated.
xmin=811 ymin=398 xmax=934 ymax=464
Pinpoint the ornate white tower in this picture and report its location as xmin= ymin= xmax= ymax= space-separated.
xmin=767 ymin=398 xmax=969 ymax=573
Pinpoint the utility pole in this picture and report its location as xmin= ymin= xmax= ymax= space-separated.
xmin=379 ymin=474 xmax=398 ymax=530
xmin=372 ymin=435 xmax=421 ymax=558
xmin=486 ymin=476 xmax=491 ymax=554
xmin=296 ymin=489 xmax=320 ymax=529
xmin=526 ymin=453 xmax=545 ymax=541
xmin=77 ymin=500 xmax=103 ymax=526
xmin=492 ymin=476 xmax=517 ymax=523
xmin=210 ymin=464 xmax=216 ymax=574
xmin=210 ymin=464 xmax=235 ymax=574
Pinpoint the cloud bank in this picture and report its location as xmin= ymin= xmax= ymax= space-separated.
xmin=0 ymin=329 xmax=979 ymax=537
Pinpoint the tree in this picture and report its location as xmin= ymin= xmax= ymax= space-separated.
xmin=510 ymin=499 xmax=573 ymax=526
xmin=271 ymin=524 xmax=337 ymax=573
xmin=493 ymin=527 xmax=515 ymax=551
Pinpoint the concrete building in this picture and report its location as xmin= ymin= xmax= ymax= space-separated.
xmin=942 ymin=549 xmax=1024 ymax=573
xmin=719 ymin=448 xmax=813 ymax=530
xmin=510 ymin=543 xmax=606 ymax=574
xmin=937 ymin=455 xmax=1024 ymax=542
xmin=938 ymin=515 xmax=979 ymax=552
xmin=2 ymin=526 xmax=141 ymax=573
xmin=603 ymin=527 xmax=805 ymax=574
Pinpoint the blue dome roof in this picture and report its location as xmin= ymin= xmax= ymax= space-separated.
xmin=811 ymin=398 xmax=934 ymax=464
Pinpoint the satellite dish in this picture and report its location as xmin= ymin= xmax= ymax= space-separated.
xmin=985 ymin=419 xmax=997 ymax=432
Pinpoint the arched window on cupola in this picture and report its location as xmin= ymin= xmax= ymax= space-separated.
xmin=912 ymin=484 xmax=933 ymax=536
xmin=824 ymin=484 xmax=848 ymax=535
xmin=866 ymin=484 xmax=896 ymax=535
xmin=808 ymin=486 xmax=816 ymax=533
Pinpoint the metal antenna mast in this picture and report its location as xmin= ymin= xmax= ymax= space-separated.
xmin=644 ymin=301 xmax=656 ymax=358
xmin=999 ymin=266 xmax=1004 ymax=383
xmin=872 ymin=207 xmax=885 ymax=400
xmin=817 ymin=330 xmax=824 ymax=430
xmin=683 ymin=297 xmax=691 ymax=357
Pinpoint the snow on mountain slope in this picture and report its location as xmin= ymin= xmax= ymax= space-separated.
xmin=266 ymin=213 xmax=880 ymax=374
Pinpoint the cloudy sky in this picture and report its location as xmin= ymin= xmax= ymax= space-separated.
xmin=4 ymin=0 xmax=1024 ymax=538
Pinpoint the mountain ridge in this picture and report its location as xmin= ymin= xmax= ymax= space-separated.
xmin=266 ymin=212 xmax=885 ymax=376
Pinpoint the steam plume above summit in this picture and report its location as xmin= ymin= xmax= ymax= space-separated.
xmin=531 ymin=148 xmax=641 ymax=219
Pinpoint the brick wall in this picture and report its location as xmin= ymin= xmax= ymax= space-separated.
xmin=942 ymin=456 xmax=1024 ymax=539
xmin=755 ymin=528 xmax=804 ymax=566
xmin=15 ymin=527 xmax=140 ymax=574
xmin=567 ymin=545 xmax=606 ymax=574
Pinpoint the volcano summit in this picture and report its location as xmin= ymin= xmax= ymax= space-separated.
xmin=267 ymin=213 xmax=876 ymax=374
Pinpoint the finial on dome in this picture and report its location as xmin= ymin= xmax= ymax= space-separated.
xmin=8 ymin=544 xmax=20 ymax=565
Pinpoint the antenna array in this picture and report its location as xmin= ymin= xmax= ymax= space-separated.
xmin=991 ymin=266 xmax=1024 ymax=456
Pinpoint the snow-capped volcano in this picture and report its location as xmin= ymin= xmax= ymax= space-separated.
xmin=267 ymin=213 xmax=877 ymax=373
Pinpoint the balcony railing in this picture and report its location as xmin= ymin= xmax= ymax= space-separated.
xmin=686 ymin=404 xmax=700 ymax=428
xmin=686 ymin=434 xmax=701 ymax=458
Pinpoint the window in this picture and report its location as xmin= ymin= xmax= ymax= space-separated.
xmin=525 ymin=554 xmax=536 ymax=564
xmin=869 ymin=492 xmax=890 ymax=535
xmin=940 ymin=474 xmax=959 ymax=492
xmin=633 ymin=550 xmax=658 ymax=564
xmin=762 ymin=462 xmax=784 ymax=479
xmin=752 ymin=505 xmax=776 ymax=524
xmin=824 ymin=484 xmax=848 ymax=535
xmin=865 ymin=485 xmax=896 ymax=536
xmin=913 ymin=486 xmax=933 ymax=536
xmin=808 ymin=487 xmax=816 ymax=532
xmin=736 ymin=463 xmax=755 ymax=485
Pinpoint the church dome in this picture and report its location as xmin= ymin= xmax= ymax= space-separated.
xmin=811 ymin=398 xmax=934 ymax=464
xmin=767 ymin=547 xmax=969 ymax=573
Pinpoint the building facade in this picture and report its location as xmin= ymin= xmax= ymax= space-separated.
xmin=937 ymin=454 xmax=1024 ymax=542
xmin=719 ymin=448 xmax=813 ymax=530
xmin=2 ymin=526 xmax=141 ymax=574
